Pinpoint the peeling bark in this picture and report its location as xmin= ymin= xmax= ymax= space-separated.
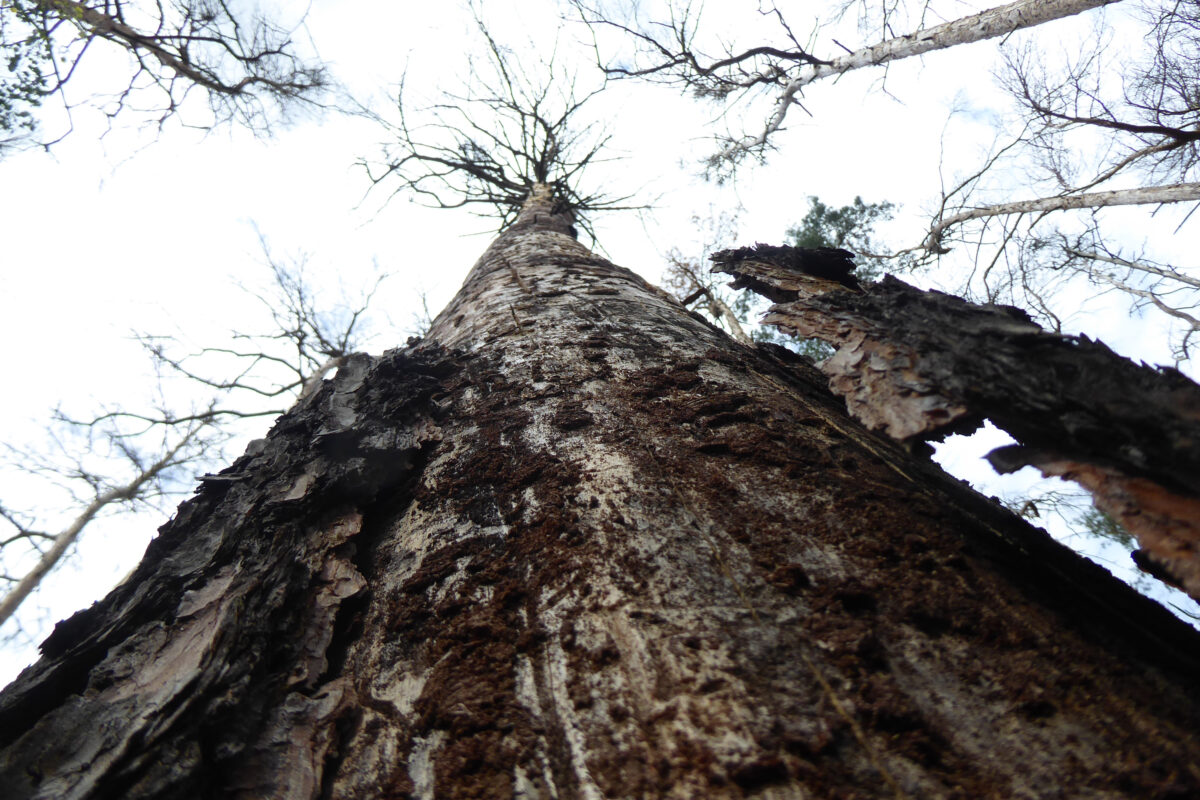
xmin=2 ymin=197 xmax=1200 ymax=798
xmin=714 ymin=244 xmax=1200 ymax=603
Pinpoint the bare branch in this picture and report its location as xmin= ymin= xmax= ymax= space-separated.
xmin=138 ymin=234 xmax=386 ymax=413
xmin=667 ymin=256 xmax=753 ymax=344
xmin=712 ymin=0 xmax=1122 ymax=168
xmin=573 ymin=0 xmax=1120 ymax=172
xmin=0 ymin=422 xmax=208 ymax=627
xmin=1066 ymin=246 xmax=1200 ymax=290
xmin=2 ymin=0 xmax=328 ymax=147
xmin=360 ymin=10 xmax=641 ymax=238
xmin=1089 ymin=266 xmax=1200 ymax=332
xmin=659 ymin=208 xmax=758 ymax=343
xmin=924 ymin=183 xmax=1200 ymax=253
xmin=900 ymin=5 xmax=1200 ymax=361
xmin=0 ymin=236 xmax=387 ymax=640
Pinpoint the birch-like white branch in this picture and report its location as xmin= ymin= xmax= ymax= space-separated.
xmin=0 ymin=430 xmax=201 ymax=628
xmin=924 ymin=182 xmax=1200 ymax=252
xmin=714 ymin=0 xmax=1121 ymax=165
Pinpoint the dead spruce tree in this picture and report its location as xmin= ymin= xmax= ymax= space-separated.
xmin=4 ymin=38 xmax=1200 ymax=800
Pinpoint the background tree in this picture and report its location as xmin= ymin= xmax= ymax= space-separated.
xmin=133 ymin=234 xmax=387 ymax=418
xmin=786 ymin=196 xmax=895 ymax=282
xmin=0 ymin=414 xmax=213 ymax=631
xmin=917 ymin=0 xmax=1200 ymax=361
xmin=0 ymin=0 xmax=328 ymax=150
xmin=358 ymin=8 xmax=638 ymax=241
xmin=572 ymin=0 xmax=1120 ymax=176
xmin=0 ymin=1 xmax=50 ymax=149
xmin=660 ymin=208 xmax=756 ymax=343
xmin=0 ymin=242 xmax=385 ymax=644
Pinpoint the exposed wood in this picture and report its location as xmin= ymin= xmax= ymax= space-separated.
xmin=2 ymin=198 xmax=1200 ymax=798
xmin=714 ymin=244 xmax=1200 ymax=602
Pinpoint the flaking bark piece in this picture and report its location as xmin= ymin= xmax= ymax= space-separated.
xmin=712 ymin=244 xmax=861 ymax=300
xmin=716 ymin=248 xmax=1200 ymax=600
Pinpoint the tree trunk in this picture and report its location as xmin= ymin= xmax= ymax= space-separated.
xmin=2 ymin=188 xmax=1200 ymax=799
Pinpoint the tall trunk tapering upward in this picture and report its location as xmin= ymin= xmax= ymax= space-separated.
xmin=2 ymin=187 xmax=1199 ymax=798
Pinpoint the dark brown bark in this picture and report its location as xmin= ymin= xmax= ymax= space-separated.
xmin=2 ymin=196 xmax=1200 ymax=798
xmin=714 ymin=244 xmax=1200 ymax=603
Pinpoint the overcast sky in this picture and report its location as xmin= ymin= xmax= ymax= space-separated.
xmin=2 ymin=0 xmax=1197 ymax=684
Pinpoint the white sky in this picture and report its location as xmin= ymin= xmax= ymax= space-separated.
xmin=1 ymin=0 xmax=1197 ymax=685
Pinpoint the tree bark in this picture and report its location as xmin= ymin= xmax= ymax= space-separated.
xmin=3 ymin=189 xmax=1200 ymax=798
xmin=714 ymin=243 xmax=1200 ymax=603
